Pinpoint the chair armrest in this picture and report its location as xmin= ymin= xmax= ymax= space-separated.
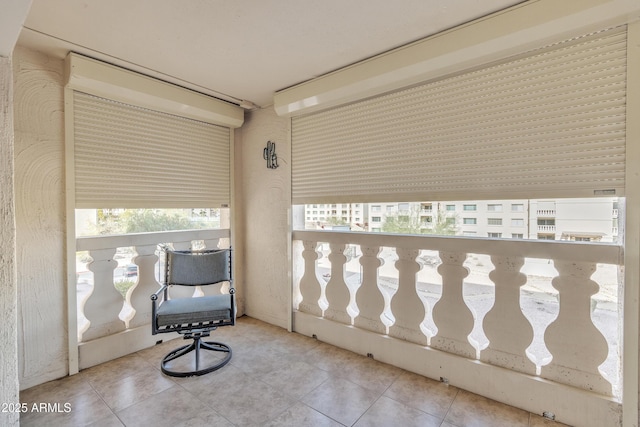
xmin=151 ymin=284 xmax=168 ymax=302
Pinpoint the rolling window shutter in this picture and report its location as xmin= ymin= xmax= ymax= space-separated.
xmin=73 ymin=91 xmax=231 ymax=208
xmin=291 ymin=26 xmax=627 ymax=204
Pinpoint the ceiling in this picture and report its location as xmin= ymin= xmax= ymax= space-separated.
xmin=14 ymin=0 xmax=526 ymax=108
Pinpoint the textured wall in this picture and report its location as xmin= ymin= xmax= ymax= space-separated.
xmin=0 ymin=56 xmax=19 ymax=427
xmin=239 ymin=107 xmax=290 ymax=328
xmin=13 ymin=46 xmax=67 ymax=389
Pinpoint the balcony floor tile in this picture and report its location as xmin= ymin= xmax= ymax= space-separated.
xmin=20 ymin=316 xmax=569 ymax=427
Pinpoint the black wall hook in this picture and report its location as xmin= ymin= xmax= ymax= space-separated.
xmin=264 ymin=140 xmax=279 ymax=169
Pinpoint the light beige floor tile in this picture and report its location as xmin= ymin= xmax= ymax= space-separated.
xmin=116 ymin=385 xmax=231 ymax=427
xmin=301 ymin=377 xmax=380 ymax=426
xmin=306 ymin=341 xmax=366 ymax=373
xmin=200 ymin=377 xmax=297 ymax=426
xmin=263 ymin=402 xmax=343 ymax=427
xmin=444 ymin=390 xmax=529 ymax=427
xmin=135 ymin=337 xmax=185 ymax=369
xmin=384 ymin=371 xmax=458 ymax=419
xmin=354 ymin=396 xmax=442 ymax=427
xmin=21 ymin=389 xmax=115 ymax=427
xmin=271 ymin=330 xmax=323 ymax=356
xmin=87 ymin=412 xmax=125 ymax=427
xmin=175 ymin=364 xmax=249 ymax=398
xmin=229 ymin=341 xmax=296 ymax=376
xmin=340 ymin=356 xmax=403 ymax=394
xmin=81 ymin=353 xmax=155 ymax=390
xmin=259 ymin=360 xmax=330 ymax=399
xmin=20 ymin=373 xmax=93 ymax=406
xmin=19 ymin=316 xmax=557 ymax=427
xmin=92 ymin=370 xmax=175 ymax=411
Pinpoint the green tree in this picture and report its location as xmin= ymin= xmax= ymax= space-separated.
xmin=120 ymin=209 xmax=200 ymax=233
xmin=381 ymin=214 xmax=422 ymax=234
xmin=423 ymin=210 xmax=458 ymax=236
xmin=381 ymin=204 xmax=458 ymax=235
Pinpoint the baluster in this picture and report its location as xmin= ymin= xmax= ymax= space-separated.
xmin=324 ymin=243 xmax=352 ymax=324
xmin=354 ymin=246 xmax=386 ymax=334
xmin=481 ymin=256 xmax=535 ymax=374
xmin=541 ymin=260 xmax=612 ymax=395
xmin=298 ymin=240 xmax=323 ymax=316
xmin=431 ymin=251 xmax=476 ymax=358
xmin=292 ymin=240 xmax=304 ymax=310
xmin=389 ymin=248 xmax=428 ymax=345
xmin=81 ymin=248 xmax=125 ymax=341
xmin=203 ymin=238 xmax=221 ymax=250
xmin=126 ymin=244 xmax=160 ymax=329
xmin=168 ymin=241 xmax=197 ymax=299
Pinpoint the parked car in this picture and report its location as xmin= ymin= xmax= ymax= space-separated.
xmin=124 ymin=264 xmax=138 ymax=277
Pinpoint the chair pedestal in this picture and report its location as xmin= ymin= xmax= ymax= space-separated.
xmin=161 ymin=336 xmax=232 ymax=377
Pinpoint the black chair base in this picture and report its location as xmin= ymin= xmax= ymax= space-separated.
xmin=160 ymin=337 xmax=232 ymax=377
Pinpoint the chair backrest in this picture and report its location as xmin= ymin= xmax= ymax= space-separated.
xmin=165 ymin=249 xmax=231 ymax=286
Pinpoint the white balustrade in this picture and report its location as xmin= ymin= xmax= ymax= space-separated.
xmin=292 ymin=230 xmax=622 ymax=398
xmin=76 ymin=229 xmax=230 ymax=343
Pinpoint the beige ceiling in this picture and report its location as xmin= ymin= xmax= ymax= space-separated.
xmin=17 ymin=0 xmax=526 ymax=108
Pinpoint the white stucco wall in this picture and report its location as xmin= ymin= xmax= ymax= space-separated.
xmin=0 ymin=56 xmax=19 ymax=427
xmin=13 ymin=46 xmax=67 ymax=390
xmin=238 ymin=107 xmax=291 ymax=329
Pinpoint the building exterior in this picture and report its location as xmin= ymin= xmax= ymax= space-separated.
xmin=306 ymin=197 xmax=618 ymax=242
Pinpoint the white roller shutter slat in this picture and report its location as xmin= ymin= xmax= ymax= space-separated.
xmin=291 ymin=27 xmax=627 ymax=204
xmin=74 ymin=91 xmax=230 ymax=208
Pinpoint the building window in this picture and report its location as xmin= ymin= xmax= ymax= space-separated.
xmin=511 ymin=233 xmax=524 ymax=239
xmin=487 ymin=204 xmax=503 ymax=212
xmin=488 ymin=218 xmax=502 ymax=226
xmin=372 ymin=216 xmax=381 ymax=222
xmin=488 ymin=232 xmax=502 ymax=238
xmin=446 ymin=217 xmax=456 ymax=225
xmin=463 ymin=218 xmax=477 ymax=225
xmin=537 ymin=234 xmax=555 ymax=240
xmin=463 ymin=204 xmax=477 ymax=211
xmin=446 ymin=204 xmax=455 ymax=211
xmin=511 ymin=204 xmax=524 ymax=212
xmin=372 ymin=205 xmax=381 ymax=212
xmin=538 ymin=219 xmax=556 ymax=226
xmin=511 ymin=218 xmax=525 ymax=227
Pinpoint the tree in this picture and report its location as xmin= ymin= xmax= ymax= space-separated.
xmin=381 ymin=213 xmax=422 ymax=234
xmin=120 ymin=209 xmax=200 ymax=233
xmin=423 ymin=209 xmax=458 ymax=236
xmin=381 ymin=204 xmax=458 ymax=235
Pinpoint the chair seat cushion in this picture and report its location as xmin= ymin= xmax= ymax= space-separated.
xmin=156 ymin=295 xmax=232 ymax=327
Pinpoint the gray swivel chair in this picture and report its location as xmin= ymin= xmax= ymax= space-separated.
xmin=151 ymin=248 xmax=235 ymax=377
